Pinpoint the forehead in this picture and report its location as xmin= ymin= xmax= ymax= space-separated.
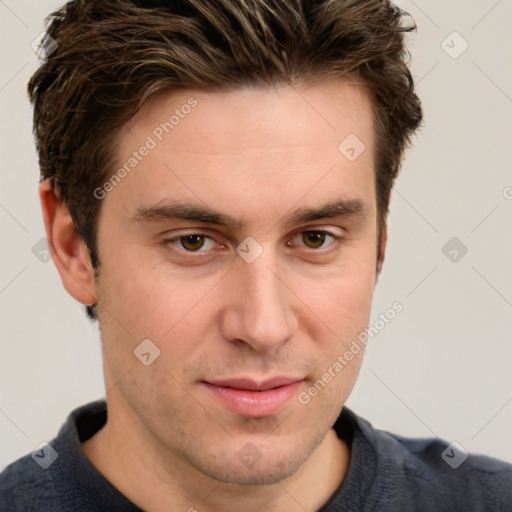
xmin=109 ymin=78 xmax=376 ymax=220
xmin=121 ymin=77 xmax=373 ymax=155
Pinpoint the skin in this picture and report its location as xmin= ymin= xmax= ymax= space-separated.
xmin=40 ymin=78 xmax=386 ymax=511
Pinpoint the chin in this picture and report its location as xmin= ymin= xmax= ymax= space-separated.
xmin=189 ymin=442 xmax=312 ymax=487
xmin=205 ymin=460 xmax=301 ymax=487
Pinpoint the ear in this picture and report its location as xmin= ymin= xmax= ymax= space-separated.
xmin=376 ymin=220 xmax=387 ymax=277
xmin=39 ymin=180 xmax=96 ymax=306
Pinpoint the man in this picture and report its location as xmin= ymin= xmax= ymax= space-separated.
xmin=0 ymin=0 xmax=510 ymax=510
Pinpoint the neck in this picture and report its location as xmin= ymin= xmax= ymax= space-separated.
xmin=81 ymin=400 xmax=350 ymax=512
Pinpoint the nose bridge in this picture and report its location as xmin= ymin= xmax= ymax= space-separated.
xmin=246 ymin=257 xmax=283 ymax=314
xmin=224 ymin=249 xmax=297 ymax=352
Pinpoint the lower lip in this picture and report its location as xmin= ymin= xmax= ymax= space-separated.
xmin=202 ymin=381 xmax=304 ymax=417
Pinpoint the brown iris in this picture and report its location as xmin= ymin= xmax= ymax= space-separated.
xmin=180 ymin=234 xmax=205 ymax=251
xmin=302 ymin=231 xmax=326 ymax=249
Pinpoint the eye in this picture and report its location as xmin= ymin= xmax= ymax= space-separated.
xmin=290 ymin=230 xmax=339 ymax=250
xmin=165 ymin=233 xmax=217 ymax=252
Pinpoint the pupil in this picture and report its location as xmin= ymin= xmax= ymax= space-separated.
xmin=304 ymin=231 xmax=325 ymax=248
xmin=183 ymin=235 xmax=204 ymax=251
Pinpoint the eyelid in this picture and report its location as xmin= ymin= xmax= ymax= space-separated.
xmin=287 ymin=228 xmax=343 ymax=249
xmin=161 ymin=226 xmax=344 ymax=252
xmin=164 ymin=230 xmax=213 ymax=240
xmin=162 ymin=230 xmax=221 ymax=252
xmin=291 ymin=225 xmax=344 ymax=239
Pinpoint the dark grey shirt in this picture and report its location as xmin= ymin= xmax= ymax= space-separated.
xmin=1 ymin=400 xmax=510 ymax=511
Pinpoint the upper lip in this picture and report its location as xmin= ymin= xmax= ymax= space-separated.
xmin=204 ymin=376 xmax=303 ymax=391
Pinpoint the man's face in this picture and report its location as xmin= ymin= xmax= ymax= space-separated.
xmin=94 ymin=79 xmax=378 ymax=485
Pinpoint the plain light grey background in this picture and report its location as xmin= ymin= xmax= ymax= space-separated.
xmin=1 ymin=0 xmax=511 ymax=472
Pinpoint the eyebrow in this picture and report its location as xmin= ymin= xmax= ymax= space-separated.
xmin=130 ymin=202 xmax=243 ymax=230
xmin=285 ymin=198 xmax=368 ymax=226
xmin=130 ymin=198 xmax=368 ymax=230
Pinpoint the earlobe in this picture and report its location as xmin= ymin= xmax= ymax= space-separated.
xmin=39 ymin=180 xmax=97 ymax=306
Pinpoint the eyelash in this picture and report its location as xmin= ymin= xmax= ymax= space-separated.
xmin=164 ymin=232 xmax=219 ymax=253
xmin=288 ymin=230 xmax=342 ymax=250
xmin=162 ymin=229 xmax=343 ymax=255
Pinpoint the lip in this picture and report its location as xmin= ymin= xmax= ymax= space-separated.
xmin=206 ymin=376 xmax=302 ymax=391
xmin=202 ymin=377 xmax=305 ymax=417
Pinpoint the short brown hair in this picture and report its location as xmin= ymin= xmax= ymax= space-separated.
xmin=28 ymin=0 xmax=423 ymax=320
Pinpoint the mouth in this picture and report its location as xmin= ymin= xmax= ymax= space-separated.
xmin=202 ymin=376 xmax=305 ymax=418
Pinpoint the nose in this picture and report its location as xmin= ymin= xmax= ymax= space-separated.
xmin=220 ymin=252 xmax=298 ymax=353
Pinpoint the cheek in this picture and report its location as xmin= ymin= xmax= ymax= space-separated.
xmin=299 ymin=276 xmax=371 ymax=412
xmin=298 ymin=257 xmax=375 ymax=334
xmin=295 ymin=255 xmax=375 ymax=388
xmin=333 ymin=272 xmax=374 ymax=330
xmin=99 ymin=251 xmax=223 ymax=343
